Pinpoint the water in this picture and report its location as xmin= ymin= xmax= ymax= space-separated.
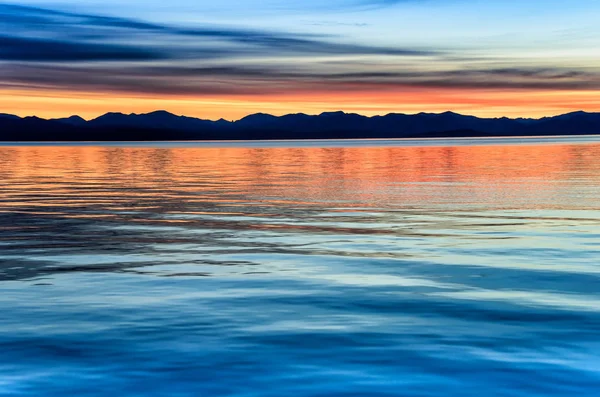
xmin=1 ymin=137 xmax=600 ymax=396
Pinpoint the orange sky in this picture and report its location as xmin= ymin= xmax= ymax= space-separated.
xmin=3 ymin=87 xmax=600 ymax=120
xmin=4 ymin=2 xmax=600 ymax=121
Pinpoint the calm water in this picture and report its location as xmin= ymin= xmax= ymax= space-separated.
xmin=1 ymin=137 xmax=600 ymax=396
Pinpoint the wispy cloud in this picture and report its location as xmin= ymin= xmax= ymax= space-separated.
xmin=0 ymin=3 xmax=435 ymax=63
xmin=1 ymin=3 xmax=598 ymax=97
xmin=4 ymin=62 xmax=598 ymax=97
xmin=348 ymin=0 xmax=435 ymax=10
xmin=0 ymin=35 xmax=166 ymax=61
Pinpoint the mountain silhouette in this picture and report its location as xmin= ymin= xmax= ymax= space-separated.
xmin=1 ymin=110 xmax=599 ymax=141
xmin=52 ymin=115 xmax=87 ymax=126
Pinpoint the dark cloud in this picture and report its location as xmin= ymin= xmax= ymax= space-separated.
xmin=2 ymin=63 xmax=598 ymax=97
xmin=1 ymin=3 xmax=598 ymax=97
xmin=0 ymin=36 xmax=165 ymax=62
xmin=0 ymin=3 xmax=435 ymax=62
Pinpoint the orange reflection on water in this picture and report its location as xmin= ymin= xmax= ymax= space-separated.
xmin=1 ymin=140 xmax=600 ymax=213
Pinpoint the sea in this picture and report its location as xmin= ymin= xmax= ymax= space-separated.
xmin=1 ymin=136 xmax=600 ymax=396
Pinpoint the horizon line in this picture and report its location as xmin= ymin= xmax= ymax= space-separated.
xmin=3 ymin=109 xmax=598 ymax=123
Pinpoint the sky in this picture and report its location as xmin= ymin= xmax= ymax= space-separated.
xmin=2 ymin=0 xmax=600 ymax=120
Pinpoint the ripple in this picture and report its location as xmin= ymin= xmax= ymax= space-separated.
xmin=2 ymin=139 xmax=600 ymax=396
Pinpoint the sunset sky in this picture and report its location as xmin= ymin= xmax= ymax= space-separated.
xmin=2 ymin=1 xmax=600 ymax=120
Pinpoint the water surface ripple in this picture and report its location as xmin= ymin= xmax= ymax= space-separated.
xmin=1 ymin=138 xmax=600 ymax=396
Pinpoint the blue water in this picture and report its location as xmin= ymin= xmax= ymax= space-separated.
xmin=1 ymin=138 xmax=600 ymax=396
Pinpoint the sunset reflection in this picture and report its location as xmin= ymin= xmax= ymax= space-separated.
xmin=1 ymin=141 xmax=600 ymax=217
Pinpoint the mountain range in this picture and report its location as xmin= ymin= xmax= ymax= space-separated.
xmin=1 ymin=110 xmax=600 ymax=141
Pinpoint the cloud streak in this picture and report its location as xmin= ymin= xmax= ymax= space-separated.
xmin=0 ymin=3 xmax=435 ymax=62
xmin=1 ymin=3 xmax=599 ymax=99
xmin=0 ymin=35 xmax=166 ymax=62
xmin=3 ymin=63 xmax=598 ymax=97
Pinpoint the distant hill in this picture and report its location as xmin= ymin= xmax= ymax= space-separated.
xmin=1 ymin=110 xmax=599 ymax=141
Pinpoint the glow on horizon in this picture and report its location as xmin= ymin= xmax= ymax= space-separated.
xmin=3 ymin=88 xmax=600 ymax=120
xmin=2 ymin=1 xmax=600 ymax=118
